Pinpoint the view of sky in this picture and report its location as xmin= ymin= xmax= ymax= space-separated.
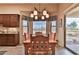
xmin=33 ymin=21 xmax=46 ymax=29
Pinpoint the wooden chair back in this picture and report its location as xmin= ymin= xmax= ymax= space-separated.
xmin=35 ymin=32 xmax=42 ymax=36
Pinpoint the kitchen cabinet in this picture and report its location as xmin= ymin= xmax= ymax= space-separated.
xmin=0 ymin=35 xmax=4 ymax=45
xmin=7 ymin=34 xmax=19 ymax=45
xmin=0 ymin=14 xmax=20 ymax=46
xmin=3 ymin=15 xmax=10 ymax=27
xmin=10 ymin=15 xmax=19 ymax=27
xmin=0 ymin=35 xmax=7 ymax=45
xmin=0 ymin=14 xmax=19 ymax=27
xmin=0 ymin=15 xmax=3 ymax=24
xmin=0 ymin=34 xmax=19 ymax=46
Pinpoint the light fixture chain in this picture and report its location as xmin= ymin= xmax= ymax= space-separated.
xmin=39 ymin=3 xmax=40 ymax=12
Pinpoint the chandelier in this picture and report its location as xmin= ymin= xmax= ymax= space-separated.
xmin=30 ymin=4 xmax=50 ymax=20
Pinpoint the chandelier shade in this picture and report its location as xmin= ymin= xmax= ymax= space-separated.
xmin=46 ymin=13 xmax=49 ymax=18
xmin=35 ymin=15 xmax=38 ymax=19
xmin=33 ymin=10 xmax=38 ymax=15
xmin=43 ymin=10 xmax=47 ymax=15
xmin=30 ymin=13 xmax=34 ymax=18
xmin=41 ymin=16 xmax=45 ymax=20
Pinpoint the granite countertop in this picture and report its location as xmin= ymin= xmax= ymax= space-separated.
xmin=0 ymin=31 xmax=19 ymax=34
xmin=0 ymin=27 xmax=19 ymax=34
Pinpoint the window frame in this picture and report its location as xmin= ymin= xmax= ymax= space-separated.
xmin=51 ymin=20 xmax=57 ymax=33
xmin=22 ymin=19 xmax=28 ymax=35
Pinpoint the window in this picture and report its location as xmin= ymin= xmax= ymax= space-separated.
xmin=22 ymin=20 xmax=28 ymax=35
xmin=33 ymin=21 xmax=46 ymax=34
xmin=51 ymin=21 xmax=56 ymax=33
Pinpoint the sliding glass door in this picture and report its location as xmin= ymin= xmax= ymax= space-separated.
xmin=66 ymin=17 xmax=79 ymax=54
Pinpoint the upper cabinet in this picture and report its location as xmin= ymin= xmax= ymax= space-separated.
xmin=3 ymin=15 xmax=10 ymax=27
xmin=0 ymin=15 xmax=3 ymax=24
xmin=10 ymin=14 xmax=19 ymax=27
xmin=0 ymin=14 xmax=20 ymax=27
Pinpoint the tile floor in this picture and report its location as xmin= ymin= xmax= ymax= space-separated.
xmin=0 ymin=44 xmax=74 ymax=55
xmin=55 ymin=46 xmax=74 ymax=55
xmin=66 ymin=45 xmax=79 ymax=54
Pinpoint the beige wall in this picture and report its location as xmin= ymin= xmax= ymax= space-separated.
xmin=57 ymin=3 xmax=78 ymax=47
xmin=0 ymin=4 xmax=58 ymax=15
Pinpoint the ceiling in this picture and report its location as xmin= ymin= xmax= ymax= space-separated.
xmin=66 ymin=6 xmax=79 ymax=18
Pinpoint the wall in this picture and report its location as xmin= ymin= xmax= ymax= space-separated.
xmin=57 ymin=3 xmax=76 ymax=47
xmin=0 ymin=4 xmax=58 ymax=15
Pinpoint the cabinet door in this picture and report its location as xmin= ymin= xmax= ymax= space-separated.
xmin=7 ymin=35 xmax=15 ymax=45
xmin=0 ymin=35 xmax=3 ymax=45
xmin=3 ymin=15 xmax=10 ymax=27
xmin=0 ymin=35 xmax=7 ymax=45
xmin=0 ymin=15 xmax=3 ymax=24
xmin=7 ymin=34 xmax=19 ymax=45
xmin=10 ymin=15 xmax=19 ymax=27
xmin=14 ymin=34 xmax=19 ymax=45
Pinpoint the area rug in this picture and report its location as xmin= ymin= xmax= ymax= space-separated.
xmin=0 ymin=51 xmax=7 ymax=55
